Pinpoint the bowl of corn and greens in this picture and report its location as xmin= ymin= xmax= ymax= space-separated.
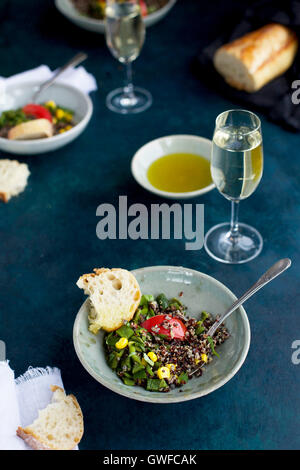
xmin=0 ymin=81 xmax=93 ymax=155
xmin=73 ymin=266 xmax=251 ymax=403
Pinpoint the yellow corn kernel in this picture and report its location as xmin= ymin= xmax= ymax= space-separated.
xmin=52 ymin=117 xmax=57 ymax=124
xmin=166 ymin=363 xmax=176 ymax=371
xmin=65 ymin=125 xmax=73 ymax=131
xmin=56 ymin=108 xmax=64 ymax=119
xmin=115 ymin=337 xmax=128 ymax=350
xmin=45 ymin=100 xmax=56 ymax=108
xmin=195 ymin=358 xmax=200 ymax=365
xmin=157 ymin=367 xmax=170 ymax=380
xmin=64 ymin=112 xmax=73 ymax=122
xmin=59 ymin=128 xmax=66 ymax=134
xmin=201 ymin=353 xmax=208 ymax=363
xmin=147 ymin=352 xmax=157 ymax=363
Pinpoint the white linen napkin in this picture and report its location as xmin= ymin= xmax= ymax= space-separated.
xmin=0 ymin=64 xmax=97 ymax=105
xmin=0 ymin=361 xmax=66 ymax=450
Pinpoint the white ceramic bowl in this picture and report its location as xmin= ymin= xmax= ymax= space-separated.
xmin=131 ymin=134 xmax=215 ymax=199
xmin=0 ymin=81 xmax=93 ymax=155
xmin=55 ymin=0 xmax=177 ymax=33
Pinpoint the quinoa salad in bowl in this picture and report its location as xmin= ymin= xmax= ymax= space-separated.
xmin=73 ymin=266 xmax=250 ymax=403
xmin=104 ymin=293 xmax=230 ymax=392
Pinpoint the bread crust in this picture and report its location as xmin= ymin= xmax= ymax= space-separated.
xmin=8 ymin=118 xmax=53 ymax=140
xmin=77 ymin=268 xmax=141 ymax=333
xmin=16 ymin=386 xmax=84 ymax=450
xmin=214 ymin=23 xmax=298 ymax=92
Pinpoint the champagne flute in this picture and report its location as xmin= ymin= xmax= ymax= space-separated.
xmin=204 ymin=109 xmax=264 ymax=264
xmin=105 ymin=0 xmax=152 ymax=114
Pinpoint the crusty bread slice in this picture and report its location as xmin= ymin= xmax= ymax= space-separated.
xmin=8 ymin=118 xmax=53 ymax=140
xmin=16 ymin=386 xmax=84 ymax=450
xmin=77 ymin=268 xmax=141 ymax=333
xmin=213 ymin=23 xmax=298 ymax=92
xmin=0 ymin=159 xmax=30 ymax=202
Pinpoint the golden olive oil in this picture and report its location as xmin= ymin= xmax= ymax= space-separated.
xmin=147 ymin=153 xmax=212 ymax=193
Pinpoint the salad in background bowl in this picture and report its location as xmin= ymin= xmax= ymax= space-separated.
xmin=55 ymin=0 xmax=177 ymax=33
xmin=0 ymin=81 xmax=93 ymax=155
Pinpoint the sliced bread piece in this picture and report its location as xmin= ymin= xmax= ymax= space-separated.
xmin=8 ymin=118 xmax=53 ymax=140
xmin=16 ymin=386 xmax=84 ymax=450
xmin=77 ymin=268 xmax=141 ymax=333
xmin=0 ymin=159 xmax=30 ymax=202
xmin=213 ymin=23 xmax=298 ymax=92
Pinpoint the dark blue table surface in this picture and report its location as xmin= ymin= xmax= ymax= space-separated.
xmin=0 ymin=0 xmax=299 ymax=450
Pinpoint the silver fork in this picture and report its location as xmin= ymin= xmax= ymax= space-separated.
xmin=190 ymin=258 xmax=291 ymax=376
xmin=32 ymin=52 xmax=88 ymax=103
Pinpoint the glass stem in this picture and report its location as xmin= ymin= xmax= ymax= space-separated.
xmin=123 ymin=61 xmax=135 ymax=100
xmin=230 ymin=200 xmax=240 ymax=241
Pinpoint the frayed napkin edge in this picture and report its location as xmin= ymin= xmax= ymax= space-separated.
xmin=15 ymin=366 xmax=61 ymax=386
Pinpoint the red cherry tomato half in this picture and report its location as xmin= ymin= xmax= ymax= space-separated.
xmin=141 ymin=314 xmax=187 ymax=340
xmin=139 ymin=0 xmax=148 ymax=16
xmin=22 ymin=104 xmax=52 ymax=122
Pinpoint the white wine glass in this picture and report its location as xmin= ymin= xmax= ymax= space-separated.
xmin=105 ymin=0 xmax=152 ymax=114
xmin=204 ymin=109 xmax=264 ymax=264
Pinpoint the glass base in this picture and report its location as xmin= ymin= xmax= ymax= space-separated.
xmin=204 ymin=222 xmax=263 ymax=264
xmin=106 ymin=86 xmax=152 ymax=114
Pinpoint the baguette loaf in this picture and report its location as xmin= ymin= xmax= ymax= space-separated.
xmin=0 ymin=159 xmax=30 ymax=202
xmin=77 ymin=268 xmax=141 ymax=333
xmin=16 ymin=386 xmax=84 ymax=450
xmin=8 ymin=118 xmax=53 ymax=140
xmin=213 ymin=23 xmax=298 ymax=92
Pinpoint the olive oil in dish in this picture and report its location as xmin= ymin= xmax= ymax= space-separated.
xmin=147 ymin=153 xmax=212 ymax=193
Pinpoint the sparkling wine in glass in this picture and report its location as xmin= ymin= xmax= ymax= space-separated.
xmin=105 ymin=0 xmax=152 ymax=114
xmin=204 ymin=109 xmax=264 ymax=264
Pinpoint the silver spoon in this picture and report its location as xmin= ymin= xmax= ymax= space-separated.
xmin=190 ymin=258 xmax=291 ymax=375
xmin=32 ymin=52 xmax=88 ymax=103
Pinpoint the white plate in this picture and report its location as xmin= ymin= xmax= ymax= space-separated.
xmin=55 ymin=0 xmax=177 ymax=33
xmin=0 ymin=81 xmax=93 ymax=155
xmin=131 ymin=134 xmax=215 ymax=199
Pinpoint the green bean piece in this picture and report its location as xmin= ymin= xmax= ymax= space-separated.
xmin=201 ymin=311 xmax=210 ymax=321
xmin=140 ymin=294 xmax=154 ymax=307
xmin=156 ymin=293 xmax=169 ymax=309
xmin=128 ymin=342 xmax=142 ymax=364
xmin=105 ymin=333 xmax=120 ymax=348
xmin=169 ymin=297 xmax=183 ymax=307
xmin=116 ymin=325 xmax=134 ymax=339
xmin=146 ymin=378 xmax=167 ymax=391
xmin=132 ymin=363 xmax=145 ymax=375
xmin=108 ymin=352 xmax=118 ymax=370
xmin=145 ymin=364 xmax=154 ymax=376
xmin=207 ymin=336 xmax=220 ymax=358
xmin=123 ymin=377 xmax=135 ymax=386
xmin=133 ymin=369 xmax=147 ymax=380
xmin=195 ymin=324 xmax=205 ymax=336
xmin=177 ymin=372 xmax=189 ymax=384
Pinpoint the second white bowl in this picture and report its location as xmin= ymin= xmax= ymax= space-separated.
xmin=131 ymin=134 xmax=215 ymax=199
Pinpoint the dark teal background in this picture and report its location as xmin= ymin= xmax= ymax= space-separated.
xmin=0 ymin=0 xmax=299 ymax=450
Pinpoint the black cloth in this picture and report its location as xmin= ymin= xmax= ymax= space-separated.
xmin=194 ymin=0 xmax=300 ymax=132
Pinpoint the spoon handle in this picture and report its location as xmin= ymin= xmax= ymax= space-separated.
xmin=32 ymin=52 xmax=88 ymax=102
xmin=207 ymin=258 xmax=292 ymax=337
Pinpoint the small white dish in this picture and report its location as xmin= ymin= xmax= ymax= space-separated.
xmin=131 ymin=134 xmax=215 ymax=199
xmin=55 ymin=0 xmax=177 ymax=34
xmin=0 ymin=81 xmax=93 ymax=155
